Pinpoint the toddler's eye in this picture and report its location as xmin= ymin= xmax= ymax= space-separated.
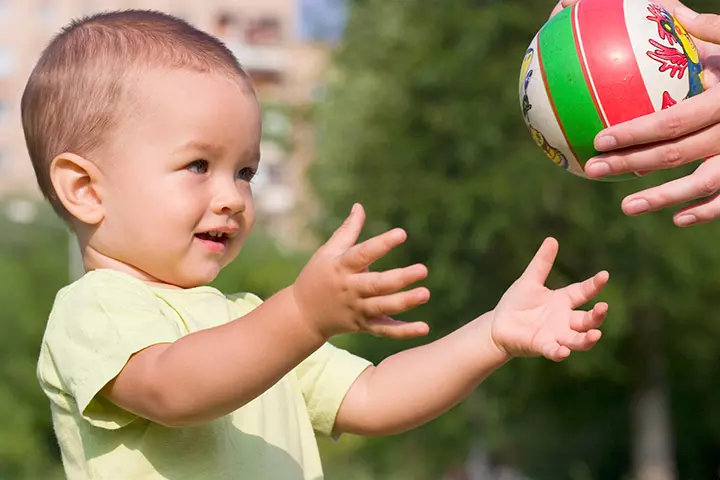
xmin=237 ymin=167 xmax=257 ymax=182
xmin=187 ymin=159 xmax=209 ymax=174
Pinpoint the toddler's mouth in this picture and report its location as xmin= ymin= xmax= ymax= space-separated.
xmin=195 ymin=231 xmax=229 ymax=245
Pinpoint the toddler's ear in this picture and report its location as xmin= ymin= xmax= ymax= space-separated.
xmin=50 ymin=153 xmax=104 ymax=225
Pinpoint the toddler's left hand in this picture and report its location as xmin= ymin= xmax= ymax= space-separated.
xmin=491 ymin=238 xmax=609 ymax=362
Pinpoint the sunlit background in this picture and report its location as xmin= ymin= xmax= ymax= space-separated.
xmin=1 ymin=0 xmax=720 ymax=479
xmin=0 ymin=0 xmax=347 ymax=246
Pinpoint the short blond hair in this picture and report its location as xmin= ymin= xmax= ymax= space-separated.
xmin=21 ymin=9 xmax=250 ymax=219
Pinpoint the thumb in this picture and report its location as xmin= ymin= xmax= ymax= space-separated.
xmin=549 ymin=1 xmax=564 ymax=19
xmin=674 ymin=5 xmax=720 ymax=44
xmin=520 ymin=237 xmax=559 ymax=284
xmin=324 ymin=203 xmax=366 ymax=253
xmin=549 ymin=0 xmax=578 ymax=20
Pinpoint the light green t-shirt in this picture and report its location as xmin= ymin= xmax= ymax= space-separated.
xmin=37 ymin=269 xmax=372 ymax=480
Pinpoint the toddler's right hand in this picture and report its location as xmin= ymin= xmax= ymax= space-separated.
xmin=292 ymin=204 xmax=430 ymax=340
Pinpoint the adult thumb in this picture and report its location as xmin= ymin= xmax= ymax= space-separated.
xmin=548 ymin=0 xmax=579 ymax=20
xmin=675 ymin=5 xmax=720 ymax=44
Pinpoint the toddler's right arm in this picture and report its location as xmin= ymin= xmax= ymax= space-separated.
xmin=101 ymin=203 xmax=430 ymax=427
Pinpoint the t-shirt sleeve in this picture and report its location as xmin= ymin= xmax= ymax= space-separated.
xmin=294 ymin=342 xmax=373 ymax=436
xmin=226 ymin=291 xmax=264 ymax=313
xmin=227 ymin=292 xmax=373 ymax=435
xmin=42 ymin=270 xmax=184 ymax=430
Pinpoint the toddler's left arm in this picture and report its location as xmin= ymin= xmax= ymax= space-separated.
xmin=335 ymin=238 xmax=608 ymax=436
xmin=335 ymin=310 xmax=506 ymax=437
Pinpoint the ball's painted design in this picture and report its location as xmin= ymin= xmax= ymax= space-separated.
xmin=645 ymin=3 xmax=704 ymax=99
xmin=520 ymin=0 xmax=704 ymax=180
xmin=520 ymin=48 xmax=571 ymax=171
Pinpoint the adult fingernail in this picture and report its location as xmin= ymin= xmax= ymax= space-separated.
xmin=595 ymin=135 xmax=617 ymax=150
xmin=586 ymin=161 xmax=610 ymax=177
xmin=676 ymin=214 xmax=697 ymax=227
xmin=624 ymin=199 xmax=650 ymax=215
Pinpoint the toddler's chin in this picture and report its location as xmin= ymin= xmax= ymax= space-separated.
xmin=176 ymin=271 xmax=221 ymax=289
xmin=148 ymin=265 xmax=222 ymax=289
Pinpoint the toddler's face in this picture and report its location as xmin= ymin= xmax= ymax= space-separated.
xmin=89 ymin=68 xmax=262 ymax=288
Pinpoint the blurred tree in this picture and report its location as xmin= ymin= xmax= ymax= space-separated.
xmin=0 ymin=200 xmax=67 ymax=480
xmin=310 ymin=0 xmax=720 ymax=478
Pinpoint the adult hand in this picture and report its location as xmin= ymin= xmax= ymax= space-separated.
xmin=551 ymin=0 xmax=720 ymax=226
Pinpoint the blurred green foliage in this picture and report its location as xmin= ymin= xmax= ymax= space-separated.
xmin=311 ymin=0 xmax=720 ymax=478
xmin=0 ymin=201 xmax=67 ymax=479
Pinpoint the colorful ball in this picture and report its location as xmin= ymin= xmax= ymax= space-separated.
xmin=519 ymin=0 xmax=704 ymax=180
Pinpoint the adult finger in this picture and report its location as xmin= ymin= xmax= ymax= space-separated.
xmin=366 ymin=317 xmax=430 ymax=340
xmin=520 ymin=237 xmax=559 ymax=284
xmin=549 ymin=0 xmax=565 ymax=19
xmin=587 ymin=87 xmax=720 ymax=162
xmin=674 ymin=6 xmax=720 ymax=44
xmin=340 ymin=228 xmax=407 ymax=271
xmin=620 ymin=155 xmax=720 ymax=216
xmin=672 ymin=187 xmax=720 ymax=227
xmin=354 ymin=264 xmax=428 ymax=298
xmin=323 ymin=203 xmax=366 ymax=253
xmin=586 ymin=122 xmax=720 ymax=179
xmin=549 ymin=0 xmax=583 ymax=20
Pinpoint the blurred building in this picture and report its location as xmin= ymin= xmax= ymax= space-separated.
xmin=0 ymin=0 xmax=332 ymax=246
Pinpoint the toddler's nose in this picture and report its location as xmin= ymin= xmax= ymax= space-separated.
xmin=211 ymin=183 xmax=246 ymax=216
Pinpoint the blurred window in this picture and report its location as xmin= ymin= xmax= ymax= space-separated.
xmin=246 ymin=16 xmax=282 ymax=45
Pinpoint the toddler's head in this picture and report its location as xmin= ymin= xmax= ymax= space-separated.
xmin=22 ymin=10 xmax=263 ymax=288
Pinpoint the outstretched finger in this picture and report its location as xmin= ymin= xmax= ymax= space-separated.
xmin=570 ymin=303 xmax=609 ymax=332
xmin=620 ymin=155 xmax=720 ymax=217
xmin=366 ymin=316 xmax=430 ymax=340
xmin=324 ymin=203 xmax=366 ymax=253
xmin=561 ymin=272 xmax=609 ymax=308
xmin=360 ymin=287 xmax=430 ymax=318
xmin=341 ymin=228 xmax=408 ymax=271
xmin=354 ymin=264 xmax=428 ymax=298
xmin=521 ymin=237 xmax=559 ymax=284
xmin=673 ymin=189 xmax=720 ymax=227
